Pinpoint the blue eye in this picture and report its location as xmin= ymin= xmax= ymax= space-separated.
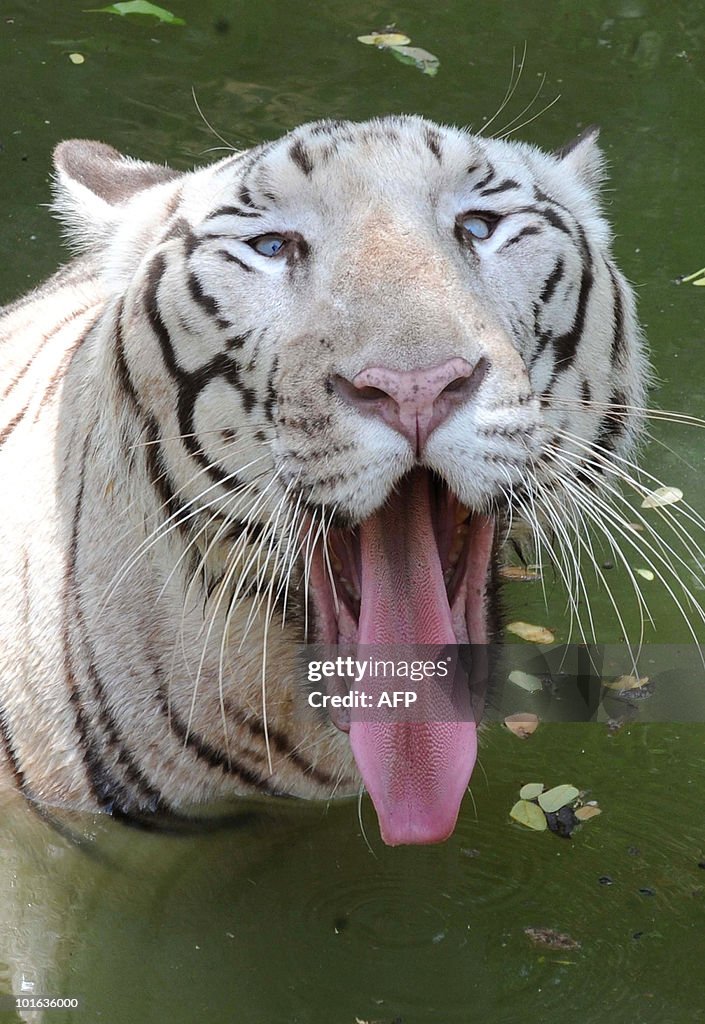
xmin=460 ymin=214 xmax=496 ymax=240
xmin=248 ymin=234 xmax=288 ymax=257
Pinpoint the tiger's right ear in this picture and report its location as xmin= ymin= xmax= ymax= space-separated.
xmin=52 ymin=140 xmax=181 ymax=250
xmin=554 ymin=125 xmax=605 ymax=191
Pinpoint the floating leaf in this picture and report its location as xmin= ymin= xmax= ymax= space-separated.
xmin=506 ymin=621 xmax=555 ymax=644
xmin=519 ymin=782 xmax=545 ymax=800
xmin=524 ymin=926 xmax=581 ymax=951
xmin=86 ymin=1 xmax=186 ymax=24
xmin=388 ymin=44 xmax=440 ymax=76
xmin=640 ymin=485 xmax=683 ymax=509
xmin=677 ymin=265 xmax=705 ymax=286
xmin=538 ymin=785 xmax=579 ymax=813
xmin=510 ymin=800 xmax=547 ymax=831
xmin=508 ymin=670 xmax=543 ymax=693
xmin=357 ymin=32 xmax=411 ymax=46
xmin=504 ymin=713 xmax=539 ymax=738
xmin=603 ymin=674 xmax=649 ymax=692
xmin=500 ymin=565 xmax=542 ymax=581
xmin=575 ymin=804 xmax=602 ymax=821
xmin=636 ymin=568 xmax=654 ymax=580
xmin=68 ymin=52 xmax=85 ymax=63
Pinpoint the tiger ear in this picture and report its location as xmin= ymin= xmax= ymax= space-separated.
xmin=554 ymin=125 xmax=605 ymax=190
xmin=51 ymin=140 xmax=181 ymax=251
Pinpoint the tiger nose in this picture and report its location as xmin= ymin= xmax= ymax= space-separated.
xmin=334 ymin=357 xmax=489 ymax=453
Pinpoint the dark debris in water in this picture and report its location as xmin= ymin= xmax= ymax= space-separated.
xmin=545 ymin=805 xmax=579 ymax=839
xmin=524 ymin=926 xmax=581 ymax=951
xmin=598 ymin=875 xmax=614 ymax=886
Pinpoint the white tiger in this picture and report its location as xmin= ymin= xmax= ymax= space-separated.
xmin=0 ymin=115 xmax=648 ymax=846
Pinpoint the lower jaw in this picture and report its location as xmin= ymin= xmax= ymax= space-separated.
xmin=306 ymin=470 xmax=496 ymax=846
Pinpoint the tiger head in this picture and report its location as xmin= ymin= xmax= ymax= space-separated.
xmin=53 ymin=116 xmax=646 ymax=844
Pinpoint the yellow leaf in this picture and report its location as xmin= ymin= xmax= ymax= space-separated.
xmin=69 ymin=52 xmax=85 ymax=64
xmin=519 ymin=782 xmax=545 ymax=800
xmin=504 ymin=712 xmax=539 ymax=738
xmin=510 ymin=799 xmax=547 ymax=830
xmin=636 ymin=568 xmax=654 ymax=580
xmin=357 ymin=32 xmax=411 ymax=46
xmin=641 ymin=485 xmax=683 ymax=508
xmin=575 ymin=804 xmax=602 ymax=821
xmin=602 ymin=674 xmax=649 ymax=691
xmin=538 ymin=784 xmax=579 ymax=812
xmin=507 ymin=621 xmax=555 ymax=644
xmin=499 ymin=565 xmax=542 ymax=581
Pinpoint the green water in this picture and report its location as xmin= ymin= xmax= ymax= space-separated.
xmin=1 ymin=0 xmax=705 ymax=1021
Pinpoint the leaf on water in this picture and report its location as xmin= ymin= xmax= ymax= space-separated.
xmin=602 ymin=673 xmax=649 ymax=691
xmin=86 ymin=1 xmax=186 ymax=24
xmin=524 ymin=926 xmax=581 ymax=951
xmin=575 ymin=804 xmax=602 ymax=821
xmin=677 ymin=265 xmax=705 ymax=285
xmin=506 ymin=621 xmax=555 ymax=644
xmin=357 ymin=32 xmax=411 ymax=46
xmin=504 ymin=713 xmax=539 ymax=738
xmin=508 ymin=670 xmax=543 ymax=693
xmin=499 ymin=565 xmax=542 ymax=581
xmin=640 ymin=485 xmax=683 ymax=509
xmin=635 ymin=568 xmax=655 ymax=580
xmin=519 ymin=782 xmax=545 ymax=800
xmin=68 ymin=52 xmax=85 ymax=63
xmin=388 ymin=45 xmax=440 ymax=76
xmin=510 ymin=800 xmax=547 ymax=831
xmin=538 ymin=784 xmax=579 ymax=813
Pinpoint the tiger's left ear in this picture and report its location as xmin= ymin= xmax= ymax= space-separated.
xmin=554 ymin=125 xmax=605 ymax=190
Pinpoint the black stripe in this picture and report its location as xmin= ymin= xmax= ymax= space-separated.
xmin=143 ymin=254 xmax=256 ymax=485
xmin=540 ymin=257 xmax=565 ymax=303
xmin=206 ymin=204 xmax=263 ymax=220
xmin=186 ymin=269 xmax=232 ymax=330
xmin=607 ymin=263 xmax=626 ymax=365
xmin=226 ymin=701 xmax=342 ymax=788
xmin=498 ymin=224 xmax=542 ymax=251
xmin=592 ymin=390 xmax=627 ymax=452
xmin=155 ymin=685 xmax=280 ymax=793
xmin=63 ymin=433 xmax=128 ymax=810
xmin=289 ymin=139 xmax=314 ymax=176
xmin=218 ymin=250 xmax=254 ymax=273
xmin=473 ymin=163 xmax=495 ymax=191
xmin=2 ymin=302 xmax=99 ymax=401
xmin=263 ymin=357 xmax=278 ymax=422
xmin=424 ymin=128 xmax=442 ymax=161
xmin=551 ymin=225 xmax=594 ymax=373
xmin=114 ymin=308 xmax=190 ymax=535
xmin=480 ymin=177 xmax=520 ymax=197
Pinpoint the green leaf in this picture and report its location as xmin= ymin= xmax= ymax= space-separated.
xmin=538 ymin=784 xmax=579 ymax=813
xmin=519 ymin=782 xmax=545 ymax=801
xmin=389 ymin=44 xmax=440 ymax=76
xmin=86 ymin=1 xmax=185 ymax=25
xmin=510 ymin=799 xmax=547 ymax=831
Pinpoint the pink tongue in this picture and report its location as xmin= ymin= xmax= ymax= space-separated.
xmin=349 ymin=471 xmax=477 ymax=846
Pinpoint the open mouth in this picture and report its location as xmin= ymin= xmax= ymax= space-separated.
xmin=307 ymin=469 xmax=495 ymax=846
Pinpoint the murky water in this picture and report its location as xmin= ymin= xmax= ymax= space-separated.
xmin=2 ymin=0 xmax=705 ymax=1021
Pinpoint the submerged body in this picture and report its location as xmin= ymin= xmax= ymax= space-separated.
xmin=0 ymin=116 xmax=646 ymax=843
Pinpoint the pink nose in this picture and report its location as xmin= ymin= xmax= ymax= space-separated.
xmin=334 ymin=357 xmax=488 ymax=454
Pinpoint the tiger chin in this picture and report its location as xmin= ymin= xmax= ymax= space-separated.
xmin=0 ymin=116 xmax=646 ymax=846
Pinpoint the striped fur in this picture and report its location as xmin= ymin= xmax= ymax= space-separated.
xmin=0 ymin=117 xmax=646 ymax=823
